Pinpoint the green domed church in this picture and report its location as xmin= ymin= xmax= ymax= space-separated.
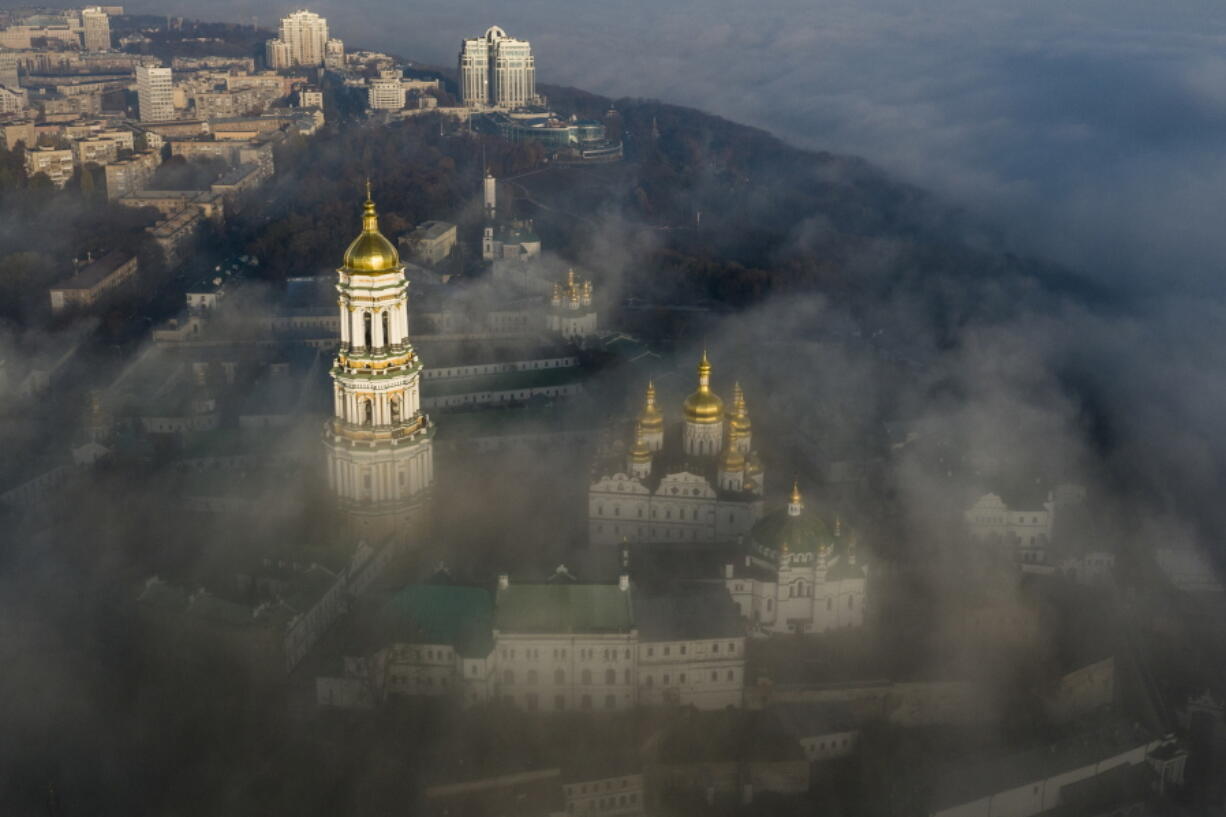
xmin=724 ymin=483 xmax=866 ymax=634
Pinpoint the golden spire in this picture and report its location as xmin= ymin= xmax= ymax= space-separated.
xmin=788 ymin=480 xmax=804 ymax=517
xmin=720 ymin=423 xmax=746 ymax=471
xmin=639 ymin=380 xmax=664 ymax=432
xmin=683 ymin=350 xmax=723 ymax=423
xmin=728 ymin=381 xmax=751 ymax=434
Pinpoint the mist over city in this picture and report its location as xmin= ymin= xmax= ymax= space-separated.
xmin=0 ymin=2 xmax=1224 ymax=816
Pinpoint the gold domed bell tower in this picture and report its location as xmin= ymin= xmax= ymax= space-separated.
xmin=324 ymin=184 xmax=434 ymax=545
xmin=682 ymin=351 xmax=724 ymax=457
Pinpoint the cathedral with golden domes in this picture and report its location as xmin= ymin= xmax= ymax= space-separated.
xmin=323 ymin=186 xmax=435 ymax=543
xmin=588 ymin=352 xmax=765 ymax=547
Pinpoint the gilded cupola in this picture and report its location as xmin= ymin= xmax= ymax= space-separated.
xmin=639 ymin=380 xmax=664 ymax=433
xmin=343 ymin=185 xmax=400 ymax=274
xmin=629 ymin=422 xmax=652 ymax=464
xmin=682 ymin=351 xmax=724 ymax=424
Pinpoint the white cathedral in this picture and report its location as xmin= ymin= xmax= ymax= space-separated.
xmin=323 ymin=187 xmax=435 ymax=543
xmin=588 ymin=353 xmax=765 ymax=547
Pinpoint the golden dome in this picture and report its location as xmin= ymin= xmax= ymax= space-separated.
xmin=629 ymin=422 xmax=653 ymax=464
xmin=639 ymin=381 xmax=664 ymax=432
xmin=343 ymin=188 xmax=400 ymax=274
xmin=683 ymin=351 xmax=724 ymax=424
xmin=720 ymin=441 xmax=746 ymax=471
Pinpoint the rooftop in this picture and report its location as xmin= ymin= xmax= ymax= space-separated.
xmin=373 ymin=584 xmax=494 ymax=658
xmin=51 ymin=250 xmax=133 ymax=292
xmin=495 ymin=582 xmax=633 ymax=635
xmin=634 ymin=584 xmax=742 ymax=642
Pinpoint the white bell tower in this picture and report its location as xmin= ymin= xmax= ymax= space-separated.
xmin=323 ymin=186 xmax=434 ymax=543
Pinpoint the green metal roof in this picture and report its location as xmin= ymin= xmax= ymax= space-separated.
xmin=495 ymin=584 xmax=633 ymax=634
xmin=378 ymin=585 xmax=494 ymax=657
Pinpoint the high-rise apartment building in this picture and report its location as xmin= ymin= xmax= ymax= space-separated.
xmin=324 ymin=37 xmax=345 ymax=70
xmin=265 ymin=9 xmax=331 ymax=69
xmin=81 ymin=7 xmax=111 ymax=52
xmin=135 ymin=65 xmax=174 ymax=122
xmin=458 ymin=26 xmax=538 ymax=109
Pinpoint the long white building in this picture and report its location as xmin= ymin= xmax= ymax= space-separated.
xmin=323 ymin=186 xmax=434 ymax=543
xmin=323 ymin=576 xmax=746 ymax=712
xmin=458 ymin=25 xmax=538 ymax=109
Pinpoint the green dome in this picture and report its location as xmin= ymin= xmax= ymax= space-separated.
xmin=751 ymin=507 xmax=836 ymax=555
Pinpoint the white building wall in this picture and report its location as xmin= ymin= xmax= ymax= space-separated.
xmin=494 ymin=633 xmax=638 ymax=712
xmin=588 ymin=472 xmax=761 ymax=547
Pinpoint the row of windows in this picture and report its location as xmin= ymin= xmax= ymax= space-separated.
xmin=643 ymin=641 xmax=737 ymax=658
xmin=397 ymin=647 xmax=450 ymax=662
xmin=594 ymin=525 xmax=716 ymax=541
xmin=567 ymin=792 xmax=639 ymax=813
xmin=642 ymin=669 xmax=736 ymax=687
xmin=597 ymin=504 xmax=710 ymax=521
xmin=504 ymin=668 xmax=632 ymax=685
xmin=569 ymin=779 xmax=635 ymax=795
xmin=498 ymin=647 xmax=631 ymax=662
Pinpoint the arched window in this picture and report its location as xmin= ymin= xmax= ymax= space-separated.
xmin=363 ymin=400 xmax=373 ymax=426
xmin=605 ymin=668 xmax=615 ymax=685
xmin=381 ymin=311 xmax=390 ymax=347
xmin=363 ymin=312 xmax=372 ymax=349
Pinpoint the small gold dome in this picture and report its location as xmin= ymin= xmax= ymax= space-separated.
xmin=720 ymin=444 xmax=746 ymax=471
xmin=639 ymin=381 xmax=664 ymax=432
xmin=343 ymin=191 xmax=400 ymax=273
xmin=746 ymin=452 xmax=763 ymax=475
xmin=629 ymin=422 xmax=653 ymax=464
xmin=683 ymin=351 xmax=724 ymax=424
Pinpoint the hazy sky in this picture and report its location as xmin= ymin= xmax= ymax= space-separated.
xmin=132 ymin=0 xmax=1226 ymax=292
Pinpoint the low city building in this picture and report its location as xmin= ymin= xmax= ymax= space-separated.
xmin=24 ymin=145 xmax=74 ymax=186
xmin=402 ymin=220 xmax=456 ymax=265
xmin=48 ymin=251 xmax=137 ymax=313
xmin=104 ymin=150 xmax=161 ymax=199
